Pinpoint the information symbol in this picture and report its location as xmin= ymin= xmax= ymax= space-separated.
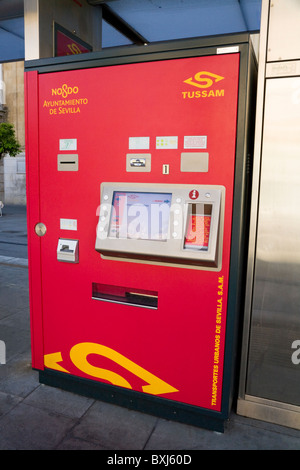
xmin=189 ymin=189 xmax=199 ymax=200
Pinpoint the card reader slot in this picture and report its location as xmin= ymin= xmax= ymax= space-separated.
xmin=92 ymin=283 xmax=158 ymax=309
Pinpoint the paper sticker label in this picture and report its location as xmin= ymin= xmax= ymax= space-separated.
xmin=60 ymin=218 xmax=77 ymax=231
xmin=59 ymin=139 xmax=77 ymax=151
xmin=217 ymin=46 xmax=239 ymax=55
xmin=184 ymin=136 xmax=207 ymax=149
xmin=156 ymin=136 xmax=178 ymax=149
xmin=129 ymin=137 xmax=150 ymax=150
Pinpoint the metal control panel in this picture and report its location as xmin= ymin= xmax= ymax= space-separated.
xmin=96 ymin=183 xmax=224 ymax=269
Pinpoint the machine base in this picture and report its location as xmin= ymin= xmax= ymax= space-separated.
xmin=39 ymin=369 xmax=227 ymax=433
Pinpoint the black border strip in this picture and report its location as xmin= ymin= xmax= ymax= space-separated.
xmin=25 ymin=32 xmax=251 ymax=73
xmin=102 ymin=3 xmax=148 ymax=46
xmin=39 ymin=369 xmax=226 ymax=433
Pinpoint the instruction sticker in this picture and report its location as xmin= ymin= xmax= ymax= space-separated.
xmin=59 ymin=139 xmax=77 ymax=151
xmin=60 ymin=218 xmax=77 ymax=231
xmin=129 ymin=137 xmax=150 ymax=150
xmin=184 ymin=136 xmax=207 ymax=149
xmin=156 ymin=136 xmax=178 ymax=149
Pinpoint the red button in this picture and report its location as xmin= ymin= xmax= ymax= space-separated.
xmin=189 ymin=189 xmax=199 ymax=200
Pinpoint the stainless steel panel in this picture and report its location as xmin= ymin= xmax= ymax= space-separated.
xmin=246 ymin=76 xmax=300 ymax=406
xmin=267 ymin=0 xmax=300 ymax=62
xmin=237 ymin=396 xmax=300 ymax=430
xmin=266 ymin=60 xmax=300 ymax=79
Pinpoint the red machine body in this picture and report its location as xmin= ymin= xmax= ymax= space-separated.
xmin=25 ymin=38 xmax=255 ymax=430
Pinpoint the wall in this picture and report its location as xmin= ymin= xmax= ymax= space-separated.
xmin=25 ymin=0 xmax=102 ymax=60
xmin=4 ymin=153 xmax=26 ymax=205
xmin=3 ymin=61 xmax=25 ymax=149
xmin=1 ymin=61 xmax=25 ymax=205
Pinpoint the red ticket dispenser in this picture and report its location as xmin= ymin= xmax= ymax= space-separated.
xmin=25 ymin=35 xmax=256 ymax=432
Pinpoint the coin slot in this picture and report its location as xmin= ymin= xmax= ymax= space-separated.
xmin=57 ymin=154 xmax=78 ymax=171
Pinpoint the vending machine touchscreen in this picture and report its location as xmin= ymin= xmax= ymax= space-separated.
xmin=108 ymin=191 xmax=172 ymax=241
xmin=96 ymin=183 xmax=223 ymax=268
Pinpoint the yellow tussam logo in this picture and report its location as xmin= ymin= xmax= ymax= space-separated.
xmin=182 ymin=71 xmax=225 ymax=99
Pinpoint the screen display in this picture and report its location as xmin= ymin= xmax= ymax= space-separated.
xmin=184 ymin=203 xmax=212 ymax=251
xmin=108 ymin=191 xmax=172 ymax=240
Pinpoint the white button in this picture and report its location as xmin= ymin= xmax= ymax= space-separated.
xmin=172 ymin=232 xmax=178 ymax=238
xmin=205 ymin=192 xmax=211 ymax=198
xmin=100 ymin=216 xmax=106 ymax=221
xmin=102 ymin=205 xmax=107 ymax=211
xmin=104 ymin=195 xmax=109 ymax=200
xmin=174 ymin=220 xmax=179 ymax=226
xmin=175 ymin=209 xmax=180 ymax=214
xmin=176 ymin=197 xmax=181 ymax=203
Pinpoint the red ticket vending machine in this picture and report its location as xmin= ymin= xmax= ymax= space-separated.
xmin=25 ymin=34 xmax=256 ymax=432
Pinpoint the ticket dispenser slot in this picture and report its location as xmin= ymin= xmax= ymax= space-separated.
xmin=92 ymin=283 xmax=158 ymax=309
xmin=57 ymin=239 xmax=79 ymax=263
xmin=184 ymin=203 xmax=212 ymax=251
xmin=96 ymin=183 xmax=223 ymax=269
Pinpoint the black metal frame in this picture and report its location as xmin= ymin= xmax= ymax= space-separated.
xmin=25 ymin=32 xmax=252 ymax=73
xmin=26 ymin=33 xmax=257 ymax=432
xmin=101 ymin=3 xmax=148 ymax=46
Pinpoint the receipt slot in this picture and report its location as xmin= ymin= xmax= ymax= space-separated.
xmin=57 ymin=239 xmax=79 ymax=263
xmin=25 ymin=34 xmax=257 ymax=432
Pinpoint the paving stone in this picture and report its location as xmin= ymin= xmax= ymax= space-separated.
xmin=71 ymin=400 xmax=157 ymax=450
xmin=0 ymin=352 xmax=39 ymax=397
xmin=0 ymin=402 xmax=75 ymax=450
xmin=145 ymin=414 xmax=300 ymax=450
xmin=56 ymin=436 xmax=108 ymax=450
xmin=0 ymin=391 xmax=22 ymax=417
xmin=23 ymin=384 xmax=95 ymax=419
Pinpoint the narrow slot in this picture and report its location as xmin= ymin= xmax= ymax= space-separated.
xmin=184 ymin=202 xmax=212 ymax=252
xmin=92 ymin=283 xmax=158 ymax=309
xmin=57 ymin=154 xmax=78 ymax=171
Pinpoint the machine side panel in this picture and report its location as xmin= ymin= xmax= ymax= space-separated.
xmin=25 ymin=71 xmax=44 ymax=370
